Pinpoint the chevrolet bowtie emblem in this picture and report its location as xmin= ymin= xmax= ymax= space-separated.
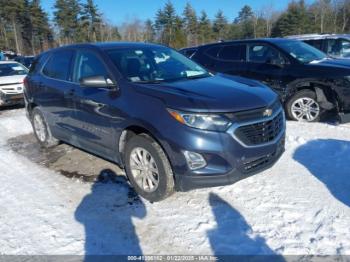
xmin=263 ymin=108 xmax=273 ymax=117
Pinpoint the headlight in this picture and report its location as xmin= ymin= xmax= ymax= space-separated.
xmin=167 ymin=109 xmax=231 ymax=131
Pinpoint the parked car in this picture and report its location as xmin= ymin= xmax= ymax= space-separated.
xmin=180 ymin=38 xmax=350 ymax=122
xmin=286 ymin=34 xmax=350 ymax=59
xmin=0 ymin=61 xmax=27 ymax=107
xmin=24 ymin=42 xmax=285 ymax=202
xmin=15 ymin=56 xmax=35 ymax=68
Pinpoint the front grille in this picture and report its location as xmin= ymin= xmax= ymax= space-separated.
xmin=225 ymin=100 xmax=281 ymax=122
xmin=234 ymin=111 xmax=284 ymax=146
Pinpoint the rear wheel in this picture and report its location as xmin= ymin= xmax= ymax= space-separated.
xmin=124 ymin=134 xmax=174 ymax=202
xmin=31 ymin=107 xmax=59 ymax=148
xmin=286 ymin=90 xmax=321 ymax=122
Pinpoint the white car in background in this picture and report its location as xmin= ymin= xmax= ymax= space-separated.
xmin=0 ymin=61 xmax=28 ymax=107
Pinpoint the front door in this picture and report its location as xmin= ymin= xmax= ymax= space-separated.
xmin=70 ymin=49 xmax=121 ymax=160
xmin=245 ymin=43 xmax=288 ymax=92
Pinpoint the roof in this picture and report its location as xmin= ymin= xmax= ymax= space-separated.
xmin=286 ymin=34 xmax=350 ymax=40
xmin=181 ymin=38 xmax=299 ymax=50
xmin=58 ymin=41 xmax=166 ymax=51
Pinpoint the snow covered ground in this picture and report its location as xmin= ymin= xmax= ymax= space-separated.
xmin=0 ymin=108 xmax=350 ymax=255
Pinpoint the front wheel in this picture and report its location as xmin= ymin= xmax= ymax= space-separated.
xmin=286 ymin=90 xmax=322 ymax=122
xmin=124 ymin=134 xmax=175 ymax=202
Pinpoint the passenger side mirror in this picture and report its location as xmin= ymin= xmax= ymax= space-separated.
xmin=79 ymin=75 xmax=117 ymax=89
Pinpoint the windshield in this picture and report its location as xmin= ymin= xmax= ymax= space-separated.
xmin=277 ymin=41 xmax=327 ymax=63
xmin=0 ymin=63 xmax=28 ymax=77
xmin=107 ymin=46 xmax=209 ymax=83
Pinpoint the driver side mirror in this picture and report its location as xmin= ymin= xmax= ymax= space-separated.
xmin=79 ymin=75 xmax=117 ymax=89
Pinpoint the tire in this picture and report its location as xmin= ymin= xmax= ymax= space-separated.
xmin=124 ymin=134 xmax=175 ymax=202
xmin=31 ymin=107 xmax=59 ymax=148
xmin=286 ymin=90 xmax=322 ymax=122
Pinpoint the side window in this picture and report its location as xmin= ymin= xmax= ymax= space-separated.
xmin=340 ymin=39 xmax=350 ymax=58
xmin=248 ymin=44 xmax=285 ymax=64
xmin=218 ymin=44 xmax=246 ymax=61
xmin=327 ymin=39 xmax=343 ymax=57
xmin=73 ymin=50 xmax=109 ymax=82
xmin=304 ymin=39 xmax=323 ymax=52
xmin=205 ymin=46 xmax=222 ymax=58
xmin=42 ymin=50 xmax=74 ymax=81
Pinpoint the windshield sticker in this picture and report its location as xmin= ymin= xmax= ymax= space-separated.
xmin=186 ymin=70 xmax=204 ymax=77
xmin=130 ymin=76 xmax=141 ymax=82
xmin=12 ymin=66 xmax=24 ymax=71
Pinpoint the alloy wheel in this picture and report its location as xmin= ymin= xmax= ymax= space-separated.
xmin=129 ymin=147 xmax=160 ymax=193
xmin=291 ymin=97 xmax=320 ymax=122
xmin=33 ymin=114 xmax=47 ymax=142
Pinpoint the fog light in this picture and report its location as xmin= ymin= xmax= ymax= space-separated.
xmin=183 ymin=151 xmax=207 ymax=170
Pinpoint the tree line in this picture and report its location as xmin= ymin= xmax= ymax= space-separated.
xmin=0 ymin=0 xmax=350 ymax=55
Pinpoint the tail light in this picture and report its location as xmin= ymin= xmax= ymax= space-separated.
xmin=23 ymin=77 xmax=28 ymax=88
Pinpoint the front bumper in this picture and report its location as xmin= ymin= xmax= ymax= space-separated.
xmin=175 ymin=135 xmax=285 ymax=191
xmin=0 ymin=91 xmax=24 ymax=106
xmin=158 ymin=106 xmax=286 ymax=191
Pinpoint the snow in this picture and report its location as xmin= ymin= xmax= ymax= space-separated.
xmin=0 ymin=108 xmax=350 ymax=255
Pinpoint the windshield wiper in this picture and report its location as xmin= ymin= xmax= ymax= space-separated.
xmin=133 ymin=80 xmax=164 ymax=84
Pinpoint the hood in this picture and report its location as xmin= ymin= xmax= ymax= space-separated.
xmin=0 ymin=75 xmax=26 ymax=85
xmin=309 ymin=57 xmax=350 ymax=69
xmin=132 ymin=74 xmax=277 ymax=113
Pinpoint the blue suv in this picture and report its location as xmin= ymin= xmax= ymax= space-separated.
xmin=24 ymin=42 xmax=285 ymax=202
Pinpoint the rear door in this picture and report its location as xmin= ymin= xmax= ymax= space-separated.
xmin=36 ymin=49 xmax=77 ymax=141
xmin=70 ymin=48 xmax=120 ymax=159
xmin=213 ymin=43 xmax=248 ymax=77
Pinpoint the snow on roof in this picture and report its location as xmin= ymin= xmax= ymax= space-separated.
xmin=286 ymin=34 xmax=350 ymax=40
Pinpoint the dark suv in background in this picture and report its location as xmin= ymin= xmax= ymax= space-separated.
xmin=287 ymin=34 xmax=350 ymax=59
xmin=24 ymin=42 xmax=285 ymax=201
xmin=180 ymin=38 xmax=350 ymax=123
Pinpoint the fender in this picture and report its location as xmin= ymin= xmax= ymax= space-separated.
xmin=284 ymin=78 xmax=339 ymax=111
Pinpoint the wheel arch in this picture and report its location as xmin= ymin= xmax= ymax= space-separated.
xmin=288 ymin=79 xmax=338 ymax=111
xmin=118 ymin=124 xmax=173 ymax=168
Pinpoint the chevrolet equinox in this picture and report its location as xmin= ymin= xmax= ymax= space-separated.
xmin=24 ymin=42 xmax=285 ymax=202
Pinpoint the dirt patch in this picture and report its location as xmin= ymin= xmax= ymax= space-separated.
xmin=7 ymin=133 xmax=125 ymax=183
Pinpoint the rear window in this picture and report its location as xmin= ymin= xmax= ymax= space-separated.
xmin=205 ymin=46 xmax=221 ymax=58
xmin=42 ymin=50 xmax=74 ymax=81
xmin=29 ymin=54 xmax=49 ymax=74
xmin=218 ymin=44 xmax=246 ymax=61
xmin=181 ymin=48 xmax=197 ymax=58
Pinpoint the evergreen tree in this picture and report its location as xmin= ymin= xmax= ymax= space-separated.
xmin=0 ymin=0 xmax=25 ymax=53
xmin=272 ymin=0 xmax=314 ymax=36
xmin=30 ymin=0 xmax=54 ymax=53
xmin=198 ymin=11 xmax=213 ymax=44
xmin=155 ymin=1 xmax=178 ymax=46
xmin=54 ymin=0 xmax=81 ymax=44
xmin=235 ymin=5 xmax=255 ymax=38
xmin=212 ymin=10 xmax=228 ymax=40
xmin=182 ymin=3 xmax=198 ymax=46
xmin=79 ymin=0 xmax=101 ymax=42
xmin=144 ymin=19 xmax=156 ymax=42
